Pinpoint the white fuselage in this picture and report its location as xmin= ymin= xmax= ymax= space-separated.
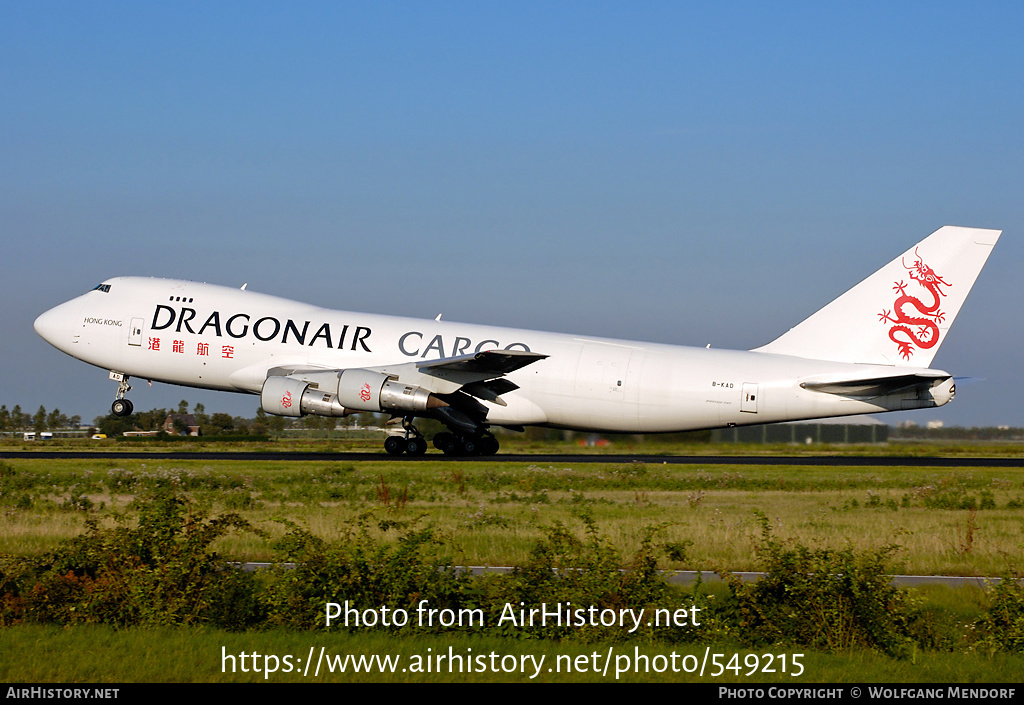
xmin=34 ymin=276 xmax=952 ymax=432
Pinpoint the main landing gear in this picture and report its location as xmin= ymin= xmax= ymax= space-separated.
xmin=384 ymin=417 xmax=428 ymax=456
xmin=432 ymin=431 xmax=499 ymax=456
xmin=380 ymin=417 xmax=500 ymax=456
xmin=110 ymin=372 xmax=134 ymax=417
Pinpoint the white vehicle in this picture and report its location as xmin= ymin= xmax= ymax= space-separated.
xmin=34 ymin=226 xmax=999 ymax=456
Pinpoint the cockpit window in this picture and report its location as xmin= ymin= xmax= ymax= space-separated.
xmin=91 ymin=284 xmax=111 ymax=293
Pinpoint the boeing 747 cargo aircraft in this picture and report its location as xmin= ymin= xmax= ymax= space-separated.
xmin=34 ymin=226 xmax=1000 ymax=455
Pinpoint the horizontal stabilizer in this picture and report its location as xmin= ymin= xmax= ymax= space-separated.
xmin=801 ymin=371 xmax=950 ymax=397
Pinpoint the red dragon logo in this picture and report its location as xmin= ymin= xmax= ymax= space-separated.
xmin=359 ymin=383 xmax=372 ymax=403
xmin=878 ymin=248 xmax=950 ymax=360
xmin=281 ymin=390 xmax=292 ymax=409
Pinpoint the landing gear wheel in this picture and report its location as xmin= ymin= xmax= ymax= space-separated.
xmin=460 ymin=437 xmax=480 ymax=456
xmin=479 ymin=435 xmax=500 ymax=456
xmin=405 ymin=436 xmax=428 ymax=456
xmin=384 ymin=436 xmax=407 ymax=456
xmin=433 ymin=431 xmax=496 ymax=456
xmin=111 ymin=399 xmax=133 ymax=417
xmin=434 ymin=432 xmax=459 ymax=455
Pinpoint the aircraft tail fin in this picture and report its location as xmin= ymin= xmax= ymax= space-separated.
xmin=753 ymin=226 xmax=1000 ymax=367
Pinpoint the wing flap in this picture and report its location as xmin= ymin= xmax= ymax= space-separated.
xmin=264 ymin=351 xmax=547 ymax=410
xmin=416 ymin=349 xmax=548 ymax=375
xmin=459 ymin=379 xmax=520 ymax=406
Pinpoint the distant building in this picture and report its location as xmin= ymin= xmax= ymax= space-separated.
xmin=712 ymin=416 xmax=889 ymax=444
xmin=163 ymin=414 xmax=200 ymax=436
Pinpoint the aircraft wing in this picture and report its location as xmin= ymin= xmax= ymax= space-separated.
xmin=410 ymin=350 xmax=547 ymax=406
xmin=377 ymin=349 xmax=547 ymax=405
xmin=416 ymin=349 xmax=546 ymax=376
xmin=269 ymin=350 xmax=545 ymax=384
xmin=260 ymin=349 xmax=547 ymax=426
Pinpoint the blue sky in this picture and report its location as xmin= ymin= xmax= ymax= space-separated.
xmin=3 ymin=1 xmax=1022 ymax=427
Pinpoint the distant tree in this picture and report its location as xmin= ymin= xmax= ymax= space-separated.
xmin=33 ymin=406 xmax=47 ymax=433
xmin=251 ymin=409 xmax=269 ymax=436
xmin=265 ymin=410 xmax=287 ymax=436
xmin=46 ymin=408 xmax=62 ymax=430
xmin=302 ymin=414 xmax=333 ymax=431
xmin=0 ymin=405 xmax=9 ymax=433
xmin=131 ymin=408 xmax=167 ymax=432
xmin=207 ymin=413 xmax=235 ymax=435
xmin=93 ymin=408 xmax=166 ymax=435
xmin=178 ymin=399 xmax=190 ymax=415
xmin=351 ymin=412 xmax=380 ymax=429
xmin=96 ymin=412 xmax=138 ymax=437
xmin=11 ymin=405 xmax=23 ymax=431
xmin=193 ymin=402 xmax=209 ymax=427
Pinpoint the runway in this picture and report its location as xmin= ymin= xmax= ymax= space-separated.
xmin=2 ymin=450 xmax=1023 ymax=466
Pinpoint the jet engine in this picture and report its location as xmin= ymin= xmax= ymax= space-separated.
xmin=260 ymin=369 xmax=446 ymax=417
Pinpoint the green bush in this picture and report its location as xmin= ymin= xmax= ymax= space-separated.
xmin=907 ymin=605 xmax=969 ymax=652
xmin=478 ymin=515 xmax=702 ymax=643
xmin=976 ymin=573 xmax=1024 ymax=652
xmin=7 ymin=490 xmax=1020 ymax=657
xmin=261 ymin=515 xmax=470 ymax=631
xmin=726 ymin=512 xmax=914 ymax=657
xmin=1 ymin=487 xmax=263 ymax=629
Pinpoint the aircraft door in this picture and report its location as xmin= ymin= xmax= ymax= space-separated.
xmin=574 ymin=344 xmax=633 ymax=401
xmin=128 ymin=318 xmax=144 ymax=347
xmin=569 ymin=342 xmax=640 ymax=429
xmin=741 ymin=383 xmax=759 ymax=413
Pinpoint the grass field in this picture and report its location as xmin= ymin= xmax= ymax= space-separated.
xmin=6 ymin=433 xmax=1024 ymax=456
xmin=2 ymin=450 xmax=1022 ymax=575
xmin=2 ymin=441 xmax=1023 ymax=683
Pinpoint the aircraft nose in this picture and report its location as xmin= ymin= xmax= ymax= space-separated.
xmin=34 ymin=302 xmax=77 ymax=352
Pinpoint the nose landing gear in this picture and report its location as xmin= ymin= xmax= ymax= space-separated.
xmin=110 ymin=372 xmax=134 ymax=417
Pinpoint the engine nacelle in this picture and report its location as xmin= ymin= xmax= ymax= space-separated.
xmin=260 ymin=375 xmax=347 ymax=417
xmin=336 ymin=368 xmax=441 ymax=413
xmin=261 ymin=376 xmax=307 ymax=417
xmin=260 ymin=370 xmax=445 ymax=417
